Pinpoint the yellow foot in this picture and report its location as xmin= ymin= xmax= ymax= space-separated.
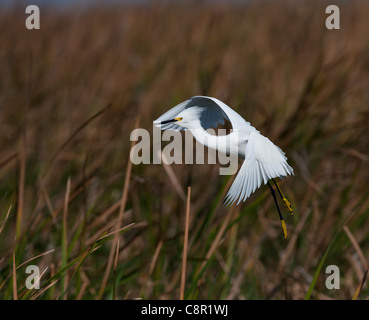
xmin=282 ymin=197 xmax=293 ymax=215
xmin=281 ymin=219 xmax=288 ymax=239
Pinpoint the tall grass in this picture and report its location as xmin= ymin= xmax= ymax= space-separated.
xmin=0 ymin=0 xmax=369 ymax=299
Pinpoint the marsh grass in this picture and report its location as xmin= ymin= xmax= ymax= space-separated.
xmin=0 ymin=0 xmax=369 ymax=299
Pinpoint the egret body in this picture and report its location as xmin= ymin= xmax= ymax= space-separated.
xmin=154 ymin=96 xmax=294 ymax=238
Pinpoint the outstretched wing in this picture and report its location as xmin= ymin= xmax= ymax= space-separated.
xmin=154 ymin=96 xmax=256 ymax=132
xmin=225 ymin=132 xmax=294 ymax=206
xmin=200 ymin=96 xmax=255 ymax=131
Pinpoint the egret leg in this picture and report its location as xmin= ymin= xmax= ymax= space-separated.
xmin=272 ymin=178 xmax=293 ymax=215
xmin=267 ymin=182 xmax=288 ymax=239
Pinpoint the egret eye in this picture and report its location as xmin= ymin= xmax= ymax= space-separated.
xmin=175 ymin=117 xmax=183 ymax=121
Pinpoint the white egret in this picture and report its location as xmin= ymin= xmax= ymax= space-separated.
xmin=154 ymin=96 xmax=294 ymax=238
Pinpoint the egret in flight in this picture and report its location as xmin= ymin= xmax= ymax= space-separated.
xmin=154 ymin=96 xmax=294 ymax=238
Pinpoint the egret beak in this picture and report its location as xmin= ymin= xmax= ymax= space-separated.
xmin=160 ymin=117 xmax=182 ymax=125
xmin=160 ymin=119 xmax=177 ymax=125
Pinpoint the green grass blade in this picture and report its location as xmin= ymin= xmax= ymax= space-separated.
xmin=305 ymin=210 xmax=358 ymax=300
xmin=304 ymin=231 xmax=339 ymax=300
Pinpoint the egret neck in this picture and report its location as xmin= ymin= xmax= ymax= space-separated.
xmin=190 ymin=126 xmax=246 ymax=159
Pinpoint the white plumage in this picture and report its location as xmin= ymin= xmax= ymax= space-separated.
xmin=154 ymin=96 xmax=294 ymax=206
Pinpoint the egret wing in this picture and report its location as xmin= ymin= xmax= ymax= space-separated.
xmin=154 ymin=96 xmax=257 ymax=133
xmin=196 ymin=96 xmax=255 ymax=132
xmin=225 ymin=132 xmax=294 ymax=206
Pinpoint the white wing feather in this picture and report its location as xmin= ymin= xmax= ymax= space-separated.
xmin=225 ymin=132 xmax=294 ymax=206
xmin=154 ymin=96 xmax=256 ymax=133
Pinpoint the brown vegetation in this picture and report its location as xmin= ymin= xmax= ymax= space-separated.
xmin=0 ymin=0 xmax=369 ymax=299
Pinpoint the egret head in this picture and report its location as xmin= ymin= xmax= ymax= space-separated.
xmin=159 ymin=107 xmax=204 ymax=130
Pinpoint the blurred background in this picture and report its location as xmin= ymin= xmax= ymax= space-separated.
xmin=0 ymin=0 xmax=369 ymax=299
